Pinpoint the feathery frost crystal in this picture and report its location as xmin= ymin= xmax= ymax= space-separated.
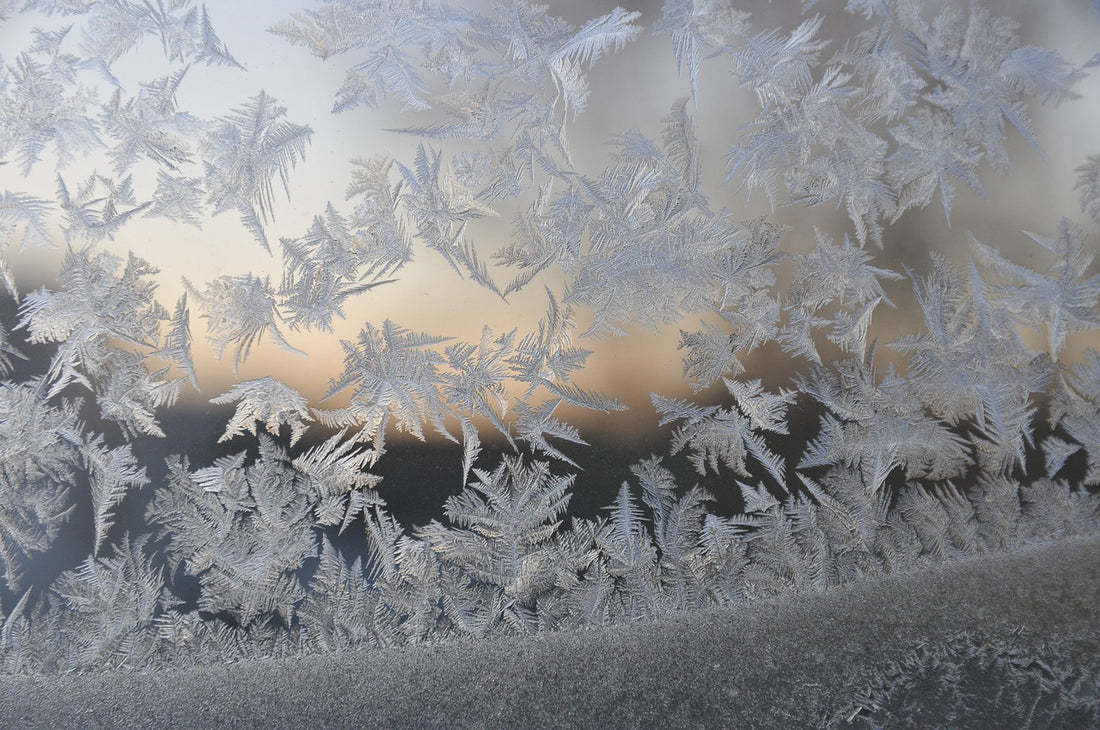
xmin=0 ymin=0 xmax=1097 ymax=680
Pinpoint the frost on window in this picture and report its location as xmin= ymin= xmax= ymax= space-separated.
xmin=0 ymin=0 xmax=1098 ymax=674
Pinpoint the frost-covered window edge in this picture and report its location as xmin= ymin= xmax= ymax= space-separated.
xmin=0 ymin=0 xmax=1097 ymax=673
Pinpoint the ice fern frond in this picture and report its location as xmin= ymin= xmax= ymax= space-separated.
xmin=888 ymin=255 xmax=1049 ymax=473
xmin=787 ymin=229 xmax=901 ymax=312
xmin=320 ymin=319 xmax=451 ymax=448
xmin=513 ymin=398 xmax=588 ymax=468
xmin=543 ymin=381 xmax=625 ymax=414
xmin=507 ymin=292 xmax=590 ymax=397
xmin=78 ymin=0 xmax=241 ymax=68
xmin=971 ymin=220 xmax=1100 ymax=361
xmin=99 ymin=68 xmax=203 ymax=175
xmin=298 ymin=536 xmax=375 ymax=651
xmin=149 ymin=444 xmax=318 ymax=627
xmin=396 ymin=144 xmax=500 ymax=289
xmin=652 ymin=389 xmax=786 ymax=484
xmin=344 ymin=155 xmax=415 ymax=277
xmin=596 ymin=482 xmax=660 ymax=620
xmin=466 ymin=2 xmax=640 ymax=121
xmin=654 ymin=0 xmax=750 ymax=102
xmin=210 ymin=377 xmax=314 ymax=447
xmin=81 ymin=436 xmax=149 ymax=556
xmin=194 ymin=5 xmax=244 ymax=69
xmin=185 ymin=274 xmax=304 ymax=372
xmin=419 ymin=455 xmax=575 ymax=634
xmin=0 ymin=52 xmax=101 ymax=175
xmin=725 ymin=377 xmax=796 ymax=435
xmin=0 ymin=381 xmax=83 ymax=592
xmin=552 ymin=6 xmax=641 ymax=68
xmin=145 ymin=171 xmax=206 ymax=228
xmin=279 ymin=203 xmax=398 ymax=333
xmin=56 ymin=173 xmax=151 ymax=243
xmin=730 ymin=15 xmax=828 ymax=106
xmin=442 ymin=326 xmax=517 ymax=445
xmin=1075 ymin=153 xmax=1100 ymax=227
xmin=679 ymin=324 xmax=746 ymax=392
xmin=660 ymin=97 xmax=703 ymax=201
xmin=17 ymin=247 xmax=177 ymax=432
xmin=550 ymin=7 xmax=641 ymax=118
xmin=0 ymin=193 xmax=55 ymax=291
xmin=0 ymin=322 xmax=27 ymax=378
xmin=797 ymin=350 xmax=972 ymax=490
xmin=150 ymin=294 xmax=198 ymax=390
xmin=292 ymin=430 xmax=382 ymax=532
xmin=52 ymin=535 xmax=164 ymax=670
xmin=268 ymin=1 xmax=449 ymax=112
xmin=201 ymin=92 xmax=312 ymax=251
xmin=1050 ymin=351 xmax=1100 ymax=487
xmin=906 ymin=3 xmax=1082 ymax=169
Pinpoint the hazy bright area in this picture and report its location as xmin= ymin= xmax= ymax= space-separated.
xmin=2 ymin=0 xmax=1098 ymax=443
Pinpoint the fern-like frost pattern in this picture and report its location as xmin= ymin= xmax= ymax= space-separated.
xmin=0 ymin=0 xmax=1097 ymax=677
